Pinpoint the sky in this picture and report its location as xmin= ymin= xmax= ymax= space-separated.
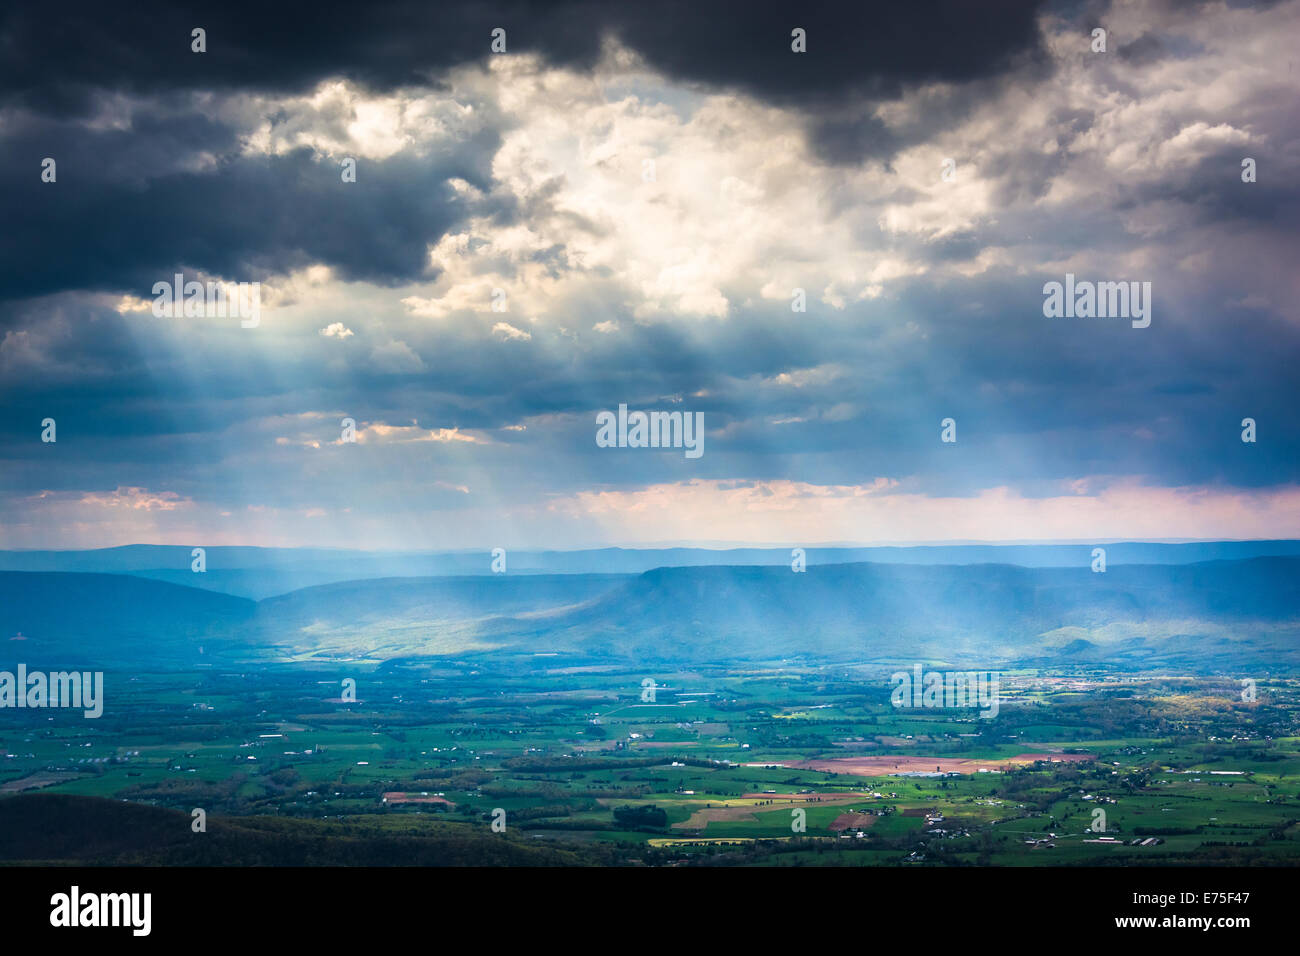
xmin=2 ymin=0 xmax=1298 ymax=550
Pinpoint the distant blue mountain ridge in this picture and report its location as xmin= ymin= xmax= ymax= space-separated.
xmin=1 ymin=540 xmax=1297 ymax=600
xmin=0 ymin=552 xmax=1296 ymax=670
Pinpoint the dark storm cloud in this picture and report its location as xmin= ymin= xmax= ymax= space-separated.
xmin=0 ymin=0 xmax=1055 ymax=303
xmin=3 ymin=0 xmax=1297 ymax=548
xmin=807 ymin=114 xmax=900 ymax=166
xmin=1117 ymin=34 xmax=1172 ymax=64
xmin=0 ymin=1 xmax=1049 ymax=123
xmin=0 ymin=111 xmax=503 ymax=303
xmin=1133 ymin=145 xmax=1300 ymax=231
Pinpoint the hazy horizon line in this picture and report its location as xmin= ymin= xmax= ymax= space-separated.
xmin=3 ymin=537 xmax=1298 ymax=555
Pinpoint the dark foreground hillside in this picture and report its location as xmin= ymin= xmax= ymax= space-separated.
xmin=0 ymin=795 xmax=620 ymax=866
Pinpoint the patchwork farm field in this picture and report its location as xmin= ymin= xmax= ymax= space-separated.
xmin=2 ymin=659 xmax=1299 ymax=866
